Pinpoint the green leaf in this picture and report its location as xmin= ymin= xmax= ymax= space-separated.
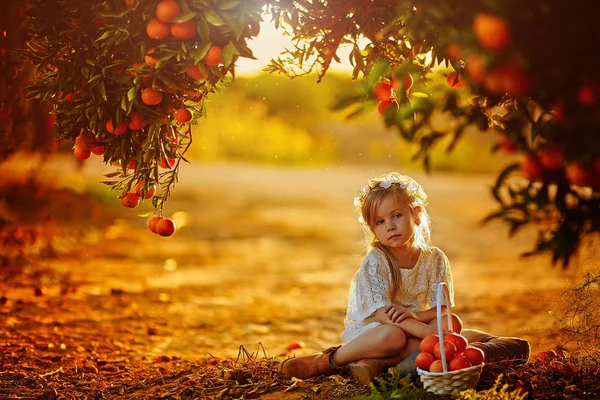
xmin=366 ymin=60 xmax=389 ymax=88
xmin=95 ymin=31 xmax=111 ymax=42
xmin=127 ymin=87 xmax=136 ymax=102
xmin=411 ymin=92 xmax=430 ymax=98
xmin=205 ymin=9 xmax=226 ymax=26
xmin=170 ymin=11 xmax=197 ymax=23
xmin=121 ymin=95 xmax=128 ymax=111
xmin=191 ymin=42 xmax=212 ymax=64
xmin=221 ymin=42 xmax=237 ymax=67
xmin=218 ymin=0 xmax=240 ymax=10
xmin=197 ymin=15 xmax=210 ymax=42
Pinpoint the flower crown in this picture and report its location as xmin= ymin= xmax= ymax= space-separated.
xmin=353 ymin=173 xmax=426 ymax=224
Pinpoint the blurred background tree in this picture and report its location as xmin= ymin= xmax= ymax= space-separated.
xmin=6 ymin=0 xmax=600 ymax=266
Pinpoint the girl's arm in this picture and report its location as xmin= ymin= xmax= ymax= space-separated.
xmin=374 ymin=306 xmax=437 ymax=339
xmin=415 ymin=306 xmax=449 ymax=323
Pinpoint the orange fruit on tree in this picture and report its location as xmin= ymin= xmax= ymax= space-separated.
xmin=106 ymin=119 xmax=127 ymax=135
xmin=447 ymin=71 xmax=467 ymax=88
xmin=135 ymin=182 xmax=156 ymax=199
xmin=565 ymin=162 xmax=593 ymax=187
xmin=420 ymin=334 xmax=439 ymax=354
xmin=391 ymin=73 xmax=413 ymax=91
xmin=128 ymin=112 xmax=146 ymax=130
xmin=145 ymin=48 xmax=158 ymax=68
xmin=159 ymin=157 xmax=176 ymax=169
xmin=498 ymin=134 xmax=517 ymax=154
xmin=127 ymin=159 xmax=137 ymax=170
xmin=91 ymin=146 xmax=104 ymax=156
xmin=125 ymin=0 xmax=138 ymax=9
xmin=465 ymin=54 xmax=486 ymax=84
xmin=146 ymin=18 xmax=170 ymax=40
xmin=578 ymin=85 xmax=596 ymax=106
xmin=446 ymin=44 xmax=461 ymax=61
xmin=171 ymin=19 xmax=196 ymax=39
xmin=173 ymin=108 xmax=192 ymax=123
xmin=155 ymin=0 xmax=180 ymax=23
xmin=186 ymin=64 xmax=206 ymax=80
xmin=539 ymin=145 xmax=564 ymax=170
xmin=73 ymin=146 xmax=92 ymax=160
xmin=156 ymin=218 xmax=176 ymax=236
xmin=148 ymin=216 xmax=163 ymax=233
xmin=373 ymin=82 xmax=393 ymax=101
xmin=76 ymin=131 xmax=94 ymax=149
xmin=203 ymin=46 xmax=223 ymax=67
xmin=472 ymin=13 xmax=510 ymax=52
xmin=463 ymin=347 xmax=485 ymax=365
xmin=415 ymin=351 xmax=435 ymax=371
xmin=520 ymin=154 xmax=543 ymax=181
xmin=141 ymin=88 xmax=163 ymax=105
xmin=377 ymin=100 xmax=395 ymax=115
xmin=120 ymin=192 xmax=141 ymax=208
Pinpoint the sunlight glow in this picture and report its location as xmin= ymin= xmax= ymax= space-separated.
xmin=236 ymin=21 xmax=356 ymax=76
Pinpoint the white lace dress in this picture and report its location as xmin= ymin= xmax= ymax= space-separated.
xmin=340 ymin=246 xmax=454 ymax=343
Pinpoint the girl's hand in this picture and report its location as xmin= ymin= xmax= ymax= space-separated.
xmin=384 ymin=304 xmax=414 ymax=323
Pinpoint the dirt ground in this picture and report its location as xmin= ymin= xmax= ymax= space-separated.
xmin=2 ymin=158 xmax=598 ymax=398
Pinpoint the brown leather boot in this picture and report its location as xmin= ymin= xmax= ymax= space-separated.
xmin=278 ymin=345 xmax=342 ymax=380
xmin=348 ymin=353 xmax=405 ymax=385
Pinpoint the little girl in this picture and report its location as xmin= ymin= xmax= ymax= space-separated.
xmin=279 ymin=172 xmax=462 ymax=383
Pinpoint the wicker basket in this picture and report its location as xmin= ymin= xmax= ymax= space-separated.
xmin=416 ymin=282 xmax=483 ymax=395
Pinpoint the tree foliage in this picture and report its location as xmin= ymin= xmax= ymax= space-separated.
xmin=11 ymin=0 xmax=600 ymax=263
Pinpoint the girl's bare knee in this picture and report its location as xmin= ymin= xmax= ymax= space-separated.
xmin=377 ymin=325 xmax=407 ymax=353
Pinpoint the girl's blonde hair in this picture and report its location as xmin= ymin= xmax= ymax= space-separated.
xmin=353 ymin=172 xmax=432 ymax=299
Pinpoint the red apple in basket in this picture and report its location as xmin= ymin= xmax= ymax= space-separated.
xmin=463 ymin=347 xmax=485 ymax=365
xmin=444 ymin=332 xmax=468 ymax=354
xmin=415 ymin=352 xmax=435 ymax=371
xmin=420 ymin=334 xmax=439 ymax=354
xmin=434 ymin=341 xmax=457 ymax=360
xmin=449 ymin=354 xmax=472 ymax=371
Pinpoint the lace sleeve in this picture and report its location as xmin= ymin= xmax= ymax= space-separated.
xmin=346 ymin=249 xmax=392 ymax=322
xmin=427 ymin=248 xmax=455 ymax=308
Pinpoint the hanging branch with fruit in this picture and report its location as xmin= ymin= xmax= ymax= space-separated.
xmin=267 ymin=0 xmax=600 ymax=266
xmin=17 ymin=0 xmax=261 ymax=236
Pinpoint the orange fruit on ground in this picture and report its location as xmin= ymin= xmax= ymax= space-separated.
xmin=170 ymin=19 xmax=196 ymax=39
xmin=463 ymin=347 xmax=485 ymax=365
xmin=565 ymin=162 xmax=593 ymax=187
xmin=203 ymin=46 xmax=223 ymax=67
xmin=444 ymin=332 xmax=468 ymax=354
xmin=120 ymin=192 xmax=141 ymax=208
xmin=156 ymin=218 xmax=176 ymax=237
xmin=377 ymin=100 xmax=395 ymax=115
xmin=433 ymin=340 xmax=457 ymax=361
xmin=106 ymin=119 xmax=128 ymax=135
xmin=539 ymin=146 xmax=564 ymax=170
xmin=128 ymin=112 xmax=146 ymax=130
xmin=186 ymin=64 xmax=206 ymax=80
xmin=286 ymin=340 xmax=306 ymax=351
xmin=465 ymin=54 xmax=486 ymax=84
xmin=448 ymin=354 xmax=472 ymax=371
xmin=373 ymin=82 xmax=393 ymax=101
xmin=173 ymin=108 xmax=192 ymax=123
xmin=148 ymin=216 xmax=163 ymax=233
xmin=141 ymin=88 xmax=163 ymax=105
xmin=391 ymin=73 xmax=413 ymax=92
xmin=472 ymin=13 xmax=510 ymax=52
xmin=145 ymin=48 xmax=158 ymax=68
xmin=447 ymin=71 xmax=467 ymax=88
xmin=155 ymin=0 xmax=180 ymax=23
xmin=135 ymin=182 xmax=156 ymax=199
xmin=429 ymin=359 xmax=445 ymax=373
xmin=420 ymin=334 xmax=439 ymax=354
xmin=146 ymin=18 xmax=170 ymax=40
xmin=415 ymin=351 xmax=435 ymax=371
xmin=73 ymin=146 xmax=91 ymax=160
xmin=520 ymin=154 xmax=543 ymax=181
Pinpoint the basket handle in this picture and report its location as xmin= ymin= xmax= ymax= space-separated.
xmin=435 ymin=282 xmax=453 ymax=373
